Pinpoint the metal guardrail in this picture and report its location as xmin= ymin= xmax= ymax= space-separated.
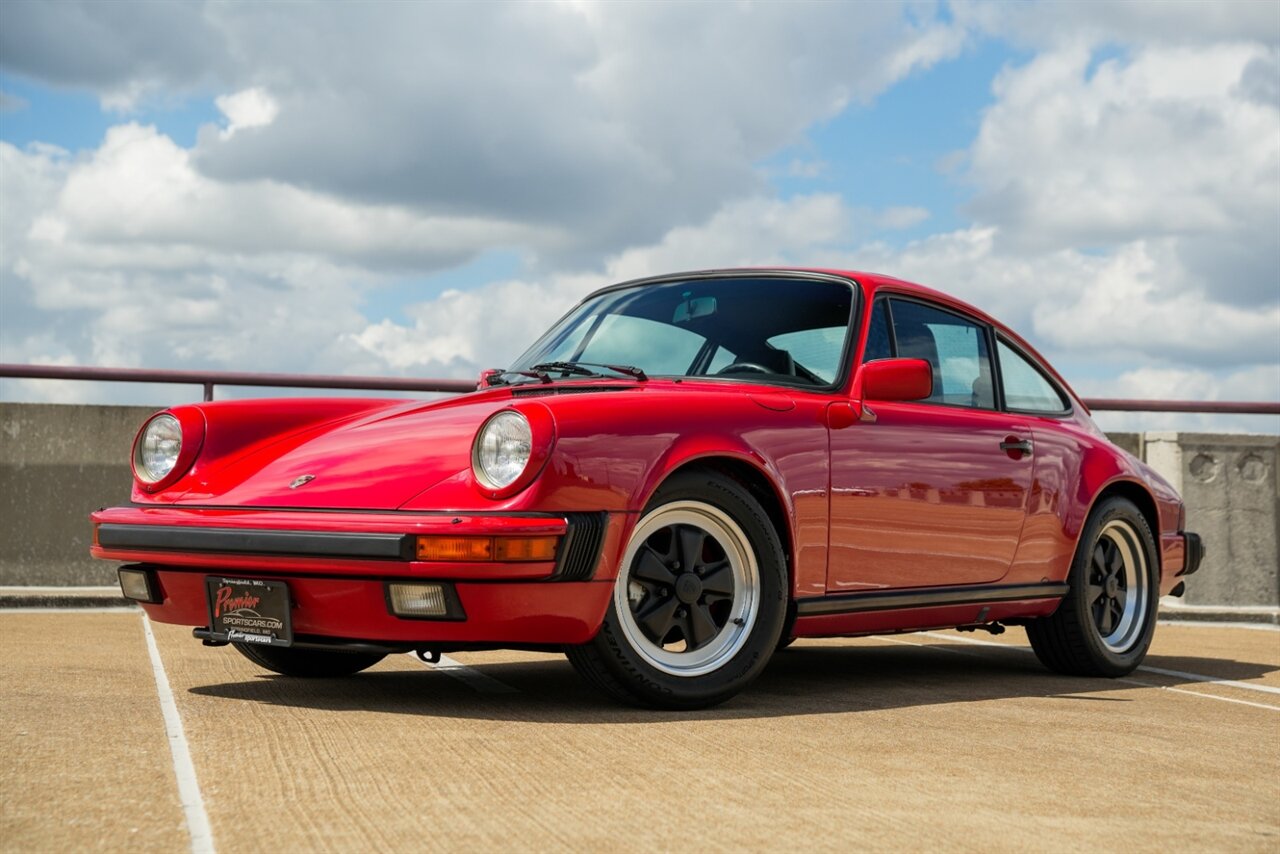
xmin=1 ymin=363 xmax=1278 ymax=414
xmin=1083 ymin=398 xmax=1280 ymax=415
xmin=0 ymin=363 xmax=475 ymax=401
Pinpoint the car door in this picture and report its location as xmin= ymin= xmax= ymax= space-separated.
xmin=826 ymin=296 xmax=1034 ymax=592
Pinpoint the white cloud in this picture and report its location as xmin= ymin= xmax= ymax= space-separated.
xmin=965 ymin=42 xmax=1280 ymax=262
xmin=0 ymin=2 xmax=1276 ymax=436
xmin=215 ymin=87 xmax=279 ymax=138
xmin=1084 ymin=364 xmax=1280 ymax=434
xmin=953 ymin=0 xmax=1280 ymax=50
xmin=15 ymin=124 xmax=556 ymax=268
xmin=876 ymin=206 xmax=930 ymax=230
xmin=0 ymin=90 xmax=27 ymax=113
xmin=786 ymin=158 xmax=827 ymax=179
xmin=348 ymin=193 xmax=854 ymax=373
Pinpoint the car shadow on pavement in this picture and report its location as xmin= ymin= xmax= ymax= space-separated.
xmin=186 ymin=640 xmax=1279 ymax=724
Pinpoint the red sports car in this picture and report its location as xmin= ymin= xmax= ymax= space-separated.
xmin=92 ymin=269 xmax=1203 ymax=708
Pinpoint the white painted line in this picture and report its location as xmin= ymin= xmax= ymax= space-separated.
xmin=408 ymin=653 xmax=519 ymax=694
xmin=142 ymin=615 xmax=216 ymax=854
xmin=895 ymin=632 xmax=1280 ymax=712
xmin=881 ymin=635 xmax=968 ymax=655
xmin=1159 ymin=599 xmax=1280 ymax=617
xmin=1159 ymin=619 xmax=1280 ymax=632
xmin=917 ymin=631 xmax=1280 ymax=698
xmin=0 ymin=585 xmax=123 ymax=594
xmin=0 ymin=606 xmax=137 ymax=614
xmin=918 ymin=631 xmax=1027 ymax=650
xmin=1136 ymin=665 xmax=1280 ymax=696
xmin=1118 ymin=678 xmax=1280 ymax=712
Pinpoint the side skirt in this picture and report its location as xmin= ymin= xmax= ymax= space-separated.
xmin=795 ymin=582 xmax=1069 ymax=617
xmin=790 ymin=582 xmax=1068 ymax=638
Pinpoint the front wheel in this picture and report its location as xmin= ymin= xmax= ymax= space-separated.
xmin=567 ymin=470 xmax=787 ymax=709
xmin=234 ymin=643 xmax=387 ymax=677
xmin=1026 ymin=496 xmax=1159 ymax=677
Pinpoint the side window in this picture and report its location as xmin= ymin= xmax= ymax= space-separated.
xmin=707 ymin=345 xmax=737 ymax=373
xmin=997 ymin=339 xmax=1069 ymax=413
xmin=888 ymin=299 xmax=995 ymax=409
xmin=768 ymin=327 xmax=846 ymax=384
xmin=862 ymin=300 xmax=893 ymax=362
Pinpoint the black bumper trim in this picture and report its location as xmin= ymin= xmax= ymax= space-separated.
xmin=1180 ymin=532 xmax=1205 ymax=577
xmin=795 ymin=582 xmax=1070 ymax=617
xmin=98 ymin=524 xmax=413 ymax=560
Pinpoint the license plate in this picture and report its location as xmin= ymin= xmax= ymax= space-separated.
xmin=205 ymin=577 xmax=293 ymax=647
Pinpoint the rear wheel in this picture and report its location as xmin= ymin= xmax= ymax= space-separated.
xmin=234 ymin=644 xmax=386 ymax=677
xmin=567 ymin=470 xmax=787 ymax=709
xmin=1027 ymin=496 xmax=1158 ymax=677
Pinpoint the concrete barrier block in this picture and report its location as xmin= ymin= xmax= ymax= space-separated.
xmin=1144 ymin=432 xmax=1279 ymax=609
xmin=1105 ymin=432 xmax=1142 ymax=460
xmin=0 ymin=403 xmax=157 ymax=585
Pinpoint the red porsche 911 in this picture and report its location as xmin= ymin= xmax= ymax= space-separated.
xmin=92 ymin=269 xmax=1203 ymax=708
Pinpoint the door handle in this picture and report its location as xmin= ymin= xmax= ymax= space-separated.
xmin=1000 ymin=438 xmax=1033 ymax=457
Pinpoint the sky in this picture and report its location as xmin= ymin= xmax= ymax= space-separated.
xmin=0 ymin=0 xmax=1277 ymax=433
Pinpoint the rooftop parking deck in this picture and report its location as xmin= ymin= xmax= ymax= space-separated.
xmin=3 ymin=611 xmax=1277 ymax=853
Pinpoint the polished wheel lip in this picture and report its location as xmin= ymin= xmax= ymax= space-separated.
xmin=614 ymin=501 xmax=760 ymax=678
xmin=1089 ymin=520 xmax=1149 ymax=653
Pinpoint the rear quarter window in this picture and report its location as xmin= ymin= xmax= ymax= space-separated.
xmin=997 ymin=339 xmax=1070 ymax=413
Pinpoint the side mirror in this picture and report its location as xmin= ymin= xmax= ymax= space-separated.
xmin=862 ymin=358 xmax=933 ymax=402
xmin=478 ymin=368 xmax=502 ymax=389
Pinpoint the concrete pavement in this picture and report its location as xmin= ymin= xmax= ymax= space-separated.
xmin=2 ymin=613 xmax=1277 ymax=852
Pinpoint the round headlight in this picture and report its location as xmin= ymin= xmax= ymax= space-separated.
xmin=473 ymin=410 xmax=533 ymax=490
xmin=134 ymin=414 xmax=183 ymax=483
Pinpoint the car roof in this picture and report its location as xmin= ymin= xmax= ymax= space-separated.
xmin=588 ymin=267 xmax=1083 ymax=406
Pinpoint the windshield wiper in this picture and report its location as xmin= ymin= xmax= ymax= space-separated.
xmin=530 ymin=361 xmax=648 ymax=381
xmin=494 ymin=368 xmax=551 ymax=385
xmin=529 ymin=361 xmax=604 ymax=378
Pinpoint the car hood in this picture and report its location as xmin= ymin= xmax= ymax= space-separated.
xmin=170 ymin=392 xmax=518 ymax=510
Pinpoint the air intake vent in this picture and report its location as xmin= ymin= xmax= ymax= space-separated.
xmin=554 ymin=512 xmax=608 ymax=581
xmin=511 ymin=386 xmax=632 ymax=398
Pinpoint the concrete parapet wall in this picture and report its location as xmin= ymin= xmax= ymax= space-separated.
xmin=0 ymin=404 xmax=1275 ymax=609
xmin=0 ymin=403 xmax=158 ymax=585
xmin=1144 ymin=432 xmax=1279 ymax=609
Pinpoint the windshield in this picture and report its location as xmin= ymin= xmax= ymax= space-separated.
xmin=508 ymin=275 xmax=856 ymax=388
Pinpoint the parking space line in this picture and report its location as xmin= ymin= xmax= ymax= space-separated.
xmin=918 ymin=631 xmax=1280 ymax=698
xmin=408 ymin=653 xmax=520 ymax=694
xmin=0 ymin=607 xmax=137 ymax=614
xmin=1158 ymin=619 xmax=1279 ymax=632
xmin=142 ymin=615 xmax=216 ymax=854
xmin=1137 ymin=664 xmax=1280 ymax=695
xmin=1116 ymin=677 xmax=1280 ymax=712
xmin=892 ymin=631 xmax=1280 ymax=712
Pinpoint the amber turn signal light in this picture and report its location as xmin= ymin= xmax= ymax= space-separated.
xmin=415 ymin=535 xmax=558 ymax=562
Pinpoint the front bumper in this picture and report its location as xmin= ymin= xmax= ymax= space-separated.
xmin=91 ymin=506 xmax=622 ymax=646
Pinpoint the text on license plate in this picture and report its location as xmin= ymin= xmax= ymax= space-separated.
xmin=205 ymin=576 xmax=293 ymax=647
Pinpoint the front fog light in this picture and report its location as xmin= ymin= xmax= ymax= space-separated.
xmin=118 ymin=567 xmax=161 ymax=603
xmin=386 ymin=583 xmax=463 ymax=620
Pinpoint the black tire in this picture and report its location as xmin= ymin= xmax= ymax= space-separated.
xmin=234 ymin=644 xmax=386 ymax=677
xmin=1027 ymin=496 xmax=1159 ymax=677
xmin=566 ymin=470 xmax=787 ymax=709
